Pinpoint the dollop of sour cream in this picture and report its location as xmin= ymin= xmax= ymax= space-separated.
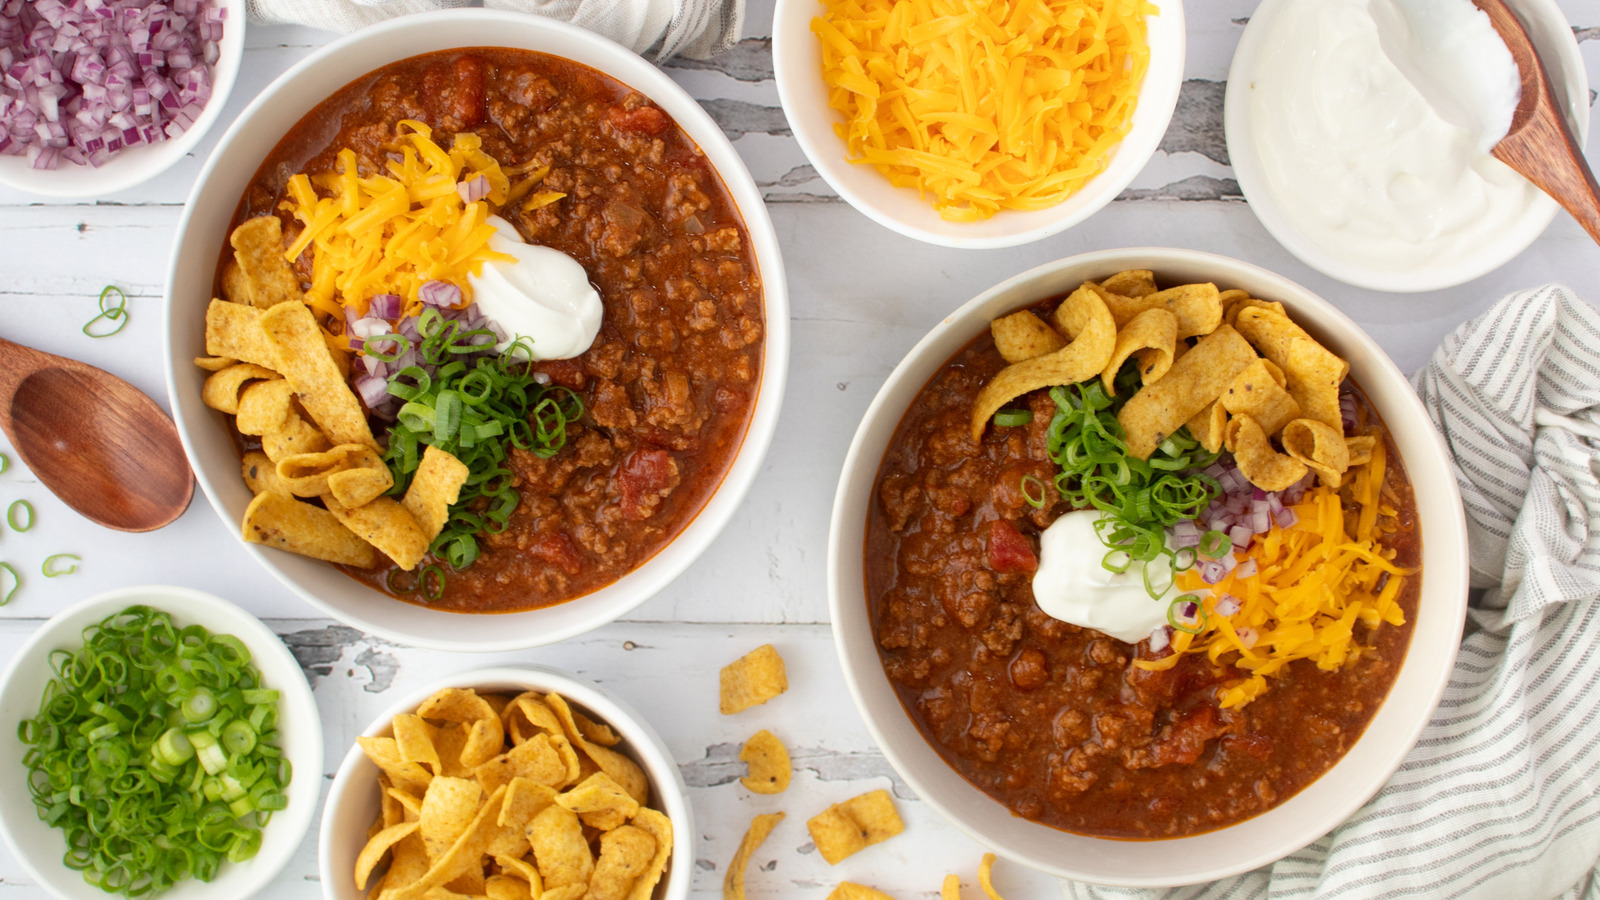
xmin=1032 ymin=509 xmax=1173 ymax=644
xmin=1369 ymin=0 xmax=1520 ymax=151
xmin=467 ymin=216 xmax=603 ymax=360
xmin=1247 ymin=0 xmax=1540 ymax=275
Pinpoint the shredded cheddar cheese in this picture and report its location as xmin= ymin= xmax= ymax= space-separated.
xmin=812 ymin=0 xmax=1155 ymax=221
xmin=279 ymin=120 xmax=525 ymax=325
xmin=1136 ymin=438 xmax=1415 ymax=709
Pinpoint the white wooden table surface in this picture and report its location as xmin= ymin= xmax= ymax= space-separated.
xmin=2 ymin=2 xmax=1598 ymax=897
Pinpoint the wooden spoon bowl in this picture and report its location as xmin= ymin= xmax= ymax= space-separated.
xmin=1475 ymin=0 xmax=1600 ymax=246
xmin=0 ymin=336 xmax=194 ymax=532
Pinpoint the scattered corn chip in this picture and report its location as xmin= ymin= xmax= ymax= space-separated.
xmin=720 ymin=644 xmax=789 ymax=715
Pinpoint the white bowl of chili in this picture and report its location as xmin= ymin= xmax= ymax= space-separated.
xmin=827 ymin=248 xmax=1469 ymax=885
xmin=0 ymin=585 xmax=321 ymax=900
xmin=772 ymin=0 xmax=1185 ymax=248
xmin=163 ymin=11 xmax=787 ymax=651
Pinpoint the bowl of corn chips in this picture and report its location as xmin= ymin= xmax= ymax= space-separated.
xmin=319 ymin=665 xmax=691 ymax=900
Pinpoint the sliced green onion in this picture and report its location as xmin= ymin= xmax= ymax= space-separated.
xmin=180 ymin=688 xmax=217 ymax=724
xmin=0 ymin=451 xmax=8 ymax=474
xmin=1043 ymin=381 xmax=1220 ymax=600
xmin=1198 ymin=530 xmax=1230 ymax=559
xmin=83 ymin=286 xmax=129 ymax=338
xmin=154 ymin=728 xmax=195 ymax=767
xmin=992 ymin=408 xmax=1033 ymax=427
xmin=9 ymin=499 xmax=34 ymax=532
xmin=419 ymin=565 xmax=446 ymax=603
xmin=188 ymin=731 xmax=228 ymax=775
xmin=376 ymin=324 xmax=585 ymax=589
xmin=18 ymin=606 xmax=288 ymax=897
xmin=1167 ymin=595 xmax=1207 ymax=635
xmin=220 ymin=720 xmax=257 ymax=756
xmin=0 ymin=562 xmax=17 ymax=606
xmin=42 ymin=554 xmax=81 ymax=577
xmin=1019 ymin=475 xmax=1047 ymax=509
xmin=362 ymin=333 xmax=412 ymax=363
xmin=1101 ymin=549 xmax=1132 ymax=574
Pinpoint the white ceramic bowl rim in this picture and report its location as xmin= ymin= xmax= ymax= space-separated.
xmin=1224 ymin=0 xmax=1590 ymax=293
xmin=0 ymin=585 xmax=322 ymax=900
xmin=826 ymin=248 xmax=1470 ymax=886
xmin=0 ymin=0 xmax=246 ymax=199
xmin=771 ymin=0 xmax=1187 ymax=249
xmin=316 ymin=664 xmax=693 ymax=900
xmin=163 ymin=10 xmax=789 ymax=652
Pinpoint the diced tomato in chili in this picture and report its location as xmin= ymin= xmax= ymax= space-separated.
xmin=530 ymin=533 xmax=583 ymax=576
xmin=609 ymin=106 xmax=670 ymax=136
xmin=987 ymin=520 xmax=1038 ymax=574
xmin=617 ymin=448 xmax=674 ymax=521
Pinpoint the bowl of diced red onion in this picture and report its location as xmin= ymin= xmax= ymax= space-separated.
xmin=0 ymin=0 xmax=243 ymax=198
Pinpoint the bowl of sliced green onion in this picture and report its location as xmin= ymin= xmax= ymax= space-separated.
xmin=0 ymin=585 xmax=321 ymax=900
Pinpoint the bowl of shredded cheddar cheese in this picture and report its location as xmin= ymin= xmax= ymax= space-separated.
xmin=773 ymin=0 xmax=1185 ymax=248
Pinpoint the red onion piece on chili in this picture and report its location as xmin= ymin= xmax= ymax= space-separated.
xmin=1147 ymin=626 xmax=1171 ymax=653
xmin=354 ymin=374 xmax=390 ymax=410
xmin=367 ymin=293 xmax=402 ymax=320
xmin=456 ymin=174 xmax=489 ymax=203
xmin=1215 ymin=594 xmax=1242 ymax=617
xmin=418 ymin=280 xmax=462 ymax=308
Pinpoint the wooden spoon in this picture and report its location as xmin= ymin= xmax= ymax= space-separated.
xmin=0 ymin=335 xmax=194 ymax=532
xmin=1474 ymin=0 xmax=1600 ymax=246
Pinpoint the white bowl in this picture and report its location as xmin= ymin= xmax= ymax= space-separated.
xmin=0 ymin=0 xmax=245 ymax=199
xmin=826 ymin=249 xmax=1470 ymax=886
xmin=318 ymin=664 xmax=692 ymax=900
xmin=1225 ymin=0 xmax=1589 ymax=293
xmin=772 ymin=0 xmax=1186 ymax=249
xmin=0 ymin=585 xmax=322 ymax=900
xmin=163 ymin=10 xmax=789 ymax=652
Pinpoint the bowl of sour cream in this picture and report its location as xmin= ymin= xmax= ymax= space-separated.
xmin=1225 ymin=0 xmax=1589 ymax=293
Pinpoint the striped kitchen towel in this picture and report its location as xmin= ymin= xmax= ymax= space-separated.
xmin=1063 ymin=284 xmax=1600 ymax=900
xmin=246 ymin=0 xmax=743 ymax=60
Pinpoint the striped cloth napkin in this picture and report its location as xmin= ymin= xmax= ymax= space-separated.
xmin=245 ymin=0 xmax=743 ymax=60
xmin=1064 ymin=284 xmax=1600 ymax=900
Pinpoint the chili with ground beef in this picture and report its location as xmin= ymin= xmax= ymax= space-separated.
xmin=864 ymin=294 xmax=1419 ymax=838
xmin=224 ymin=49 xmax=763 ymax=612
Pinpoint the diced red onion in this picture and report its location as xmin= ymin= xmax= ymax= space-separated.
xmin=1 ymin=0 xmax=226 ymax=168
xmin=1200 ymin=560 xmax=1227 ymax=585
xmin=1168 ymin=521 xmax=1201 ymax=549
xmin=1340 ymin=392 xmax=1358 ymax=435
xmin=1236 ymin=627 xmax=1258 ymax=650
xmin=348 ymin=315 xmax=392 ymax=350
xmin=354 ymin=374 xmax=390 ymax=410
xmin=1146 ymin=626 xmax=1170 ymax=654
xmin=1215 ymin=594 xmax=1242 ymax=617
xmin=1273 ymin=507 xmax=1299 ymax=529
xmin=1234 ymin=558 xmax=1258 ymax=581
xmin=367 ymin=293 xmax=401 ymax=320
xmin=457 ymin=174 xmax=489 ymax=203
xmin=1229 ymin=524 xmax=1252 ymax=548
xmin=418 ymin=280 xmax=462 ymax=309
